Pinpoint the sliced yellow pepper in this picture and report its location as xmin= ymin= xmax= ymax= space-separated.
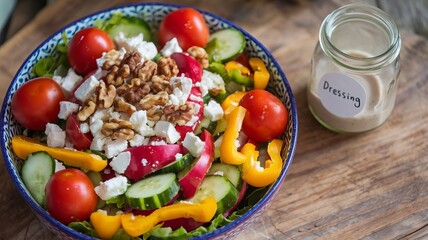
xmin=249 ymin=57 xmax=270 ymax=90
xmin=241 ymin=139 xmax=283 ymax=187
xmin=221 ymin=91 xmax=246 ymax=120
xmin=12 ymin=135 xmax=107 ymax=172
xmin=121 ymin=197 xmax=217 ymax=237
xmin=225 ymin=61 xmax=251 ymax=76
xmin=90 ymin=211 xmax=122 ymax=239
xmin=220 ymin=106 xmax=250 ymax=165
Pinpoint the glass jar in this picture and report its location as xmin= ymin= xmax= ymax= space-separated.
xmin=308 ymin=4 xmax=401 ymax=133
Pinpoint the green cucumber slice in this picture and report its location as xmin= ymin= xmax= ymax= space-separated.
xmin=208 ymin=163 xmax=242 ymax=189
xmin=195 ymin=116 xmax=217 ymax=135
xmin=158 ymin=153 xmax=194 ymax=174
xmin=125 ymin=173 xmax=180 ymax=210
xmin=206 ymin=28 xmax=245 ymax=63
xmin=189 ymin=175 xmax=239 ymax=214
xmin=21 ymin=151 xmax=55 ymax=206
xmin=106 ymin=16 xmax=151 ymax=41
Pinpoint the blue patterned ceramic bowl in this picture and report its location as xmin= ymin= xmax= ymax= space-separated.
xmin=1 ymin=3 xmax=297 ymax=240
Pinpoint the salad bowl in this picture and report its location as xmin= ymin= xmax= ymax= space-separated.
xmin=1 ymin=3 xmax=297 ymax=240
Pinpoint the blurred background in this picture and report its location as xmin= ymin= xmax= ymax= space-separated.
xmin=1 ymin=0 xmax=428 ymax=45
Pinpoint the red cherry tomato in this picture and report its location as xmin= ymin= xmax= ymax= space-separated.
xmin=67 ymin=27 xmax=114 ymax=75
xmin=66 ymin=113 xmax=93 ymax=150
xmin=158 ymin=8 xmax=209 ymax=51
xmin=239 ymin=89 xmax=288 ymax=143
xmin=11 ymin=77 xmax=65 ymax=130
xmin=45 ymin=168 xmax=98 ymax=224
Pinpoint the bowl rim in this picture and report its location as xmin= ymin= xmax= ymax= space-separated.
xmin=1 ymin=2 xmax=298 ymax=239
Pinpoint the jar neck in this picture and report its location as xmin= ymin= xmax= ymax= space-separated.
xmin=319 ymin=4 xmax=401 ymax=71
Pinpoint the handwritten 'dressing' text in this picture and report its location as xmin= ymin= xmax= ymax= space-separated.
xmin=322 ymin=80 xmax=361 ymax=108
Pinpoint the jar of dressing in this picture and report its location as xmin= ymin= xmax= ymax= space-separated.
xmin=308 ymin=4 xmax=401 ymax=133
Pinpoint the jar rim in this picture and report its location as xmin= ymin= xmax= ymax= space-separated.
xmin=319 ymin=4 xmax=401 ymax=71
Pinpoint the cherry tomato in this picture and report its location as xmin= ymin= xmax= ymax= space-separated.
xmin=158 ymin=8 xmax=209 ymax=51
xmin=239 ymin=89 xmax=288 ymax=142
xmin=66 ymin=113 xmax=93 ymax=150
xmin=11 ymin=77 xmax=65 ymax=130
xmin=45 ymin=168 xmax=97 ymax=224
xmin=67 ymin=27 xmax=114 ymax=75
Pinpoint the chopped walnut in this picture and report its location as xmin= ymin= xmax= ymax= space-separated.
xmin=134 ymin=60 xmax=157 ymax=82
xmin=157 ymin=56 xmax=179 ymax=79
xmin=121 ymin=51 xmax=142 ymax=73
xmin=102 ymin=50 xmax=122 ymax=70
xmin=101 ymin=118 xmax=135 ymax=140
xmin=139 ymin=91 xmax=169 ymax=110
xmin=106 ymin=64 xmax=131 ymax=86
xmin=146 ymin=106 xmax=163 ymax=121
xmin=77 ymin=101 xmax=96 ymax=122
xmin=98 ymin=81 xmax=116 ymax=108
xmin=117 ymin=78 xmax=151 ymax=104
xmin=187 ymin=46 xmax=209 ymax=68
xmin=115 ymin=98 xmax=137 ymax=116
xmin=162 ymin=102 xmax=196 ymax=126
xmin=151 ymin=75 xmax=172 ymax=94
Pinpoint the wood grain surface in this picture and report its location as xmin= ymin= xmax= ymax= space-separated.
xmin=0 ymin=0 xmax=427 ymax=239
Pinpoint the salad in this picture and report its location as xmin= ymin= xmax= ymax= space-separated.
xmin=10 ymin=7 xmax=289 ymax=239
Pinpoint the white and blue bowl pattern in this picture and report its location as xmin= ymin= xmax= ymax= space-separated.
xmin=0 ymin=3 xmax=297 ymax=240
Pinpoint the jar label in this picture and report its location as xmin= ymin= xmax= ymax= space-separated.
xmin=318 ymin=73 xmax=366 ymax=118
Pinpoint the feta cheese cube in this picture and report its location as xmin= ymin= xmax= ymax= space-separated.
xmin=94 ymin=175 xmax=129 ymax=200
xmin=185 ymin=115 xmax=199 ymax=127
xmin=183 ymin=132 xmax=205 ymax=157
xmin=74 ymin=75 xmax=99 ymax=102
xmin=110 ymin=151 xmax=131 ymax=174
xmin=169 ymin=75 xmax=192 ymax=105
xmin=154 ymin=121 xmax=180 ymax=144
xmin=61 ymin=68 xmax=82 ymax=93
xmin=115 ymin=33 xmax=158 ymax=60
xmin=90 ymin=119 xmax=104 ymax=138
xmin=129 ymin=134 xmax=148 ymax=147
xmin=130 ymin=110 xmax=155 ymax=137
xmin=54 ymin=160 xmax=66 ymax=172
xmin=204 ymin=100 xmax=224 ymax=121
xmin=160 ymin=37 xmax=183 ymax=56
xmin=58 ymin=101 xmax=79 ymax=120
xmin=90 ymin=135 xmax=107 ymax=151
xmin=45 ymin=123 xmax=66 ymax=148
xmin=104 ymin=139 xmax=128 ymax=158
xmin=80 ymin=122 xmax=90 ymax=134
xmin=200 ymin=70 xmax=225 ymax=97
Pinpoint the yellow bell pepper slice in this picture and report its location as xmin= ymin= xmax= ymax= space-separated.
xmin=241 ymin=139 xmax=283 ymax=187
xmin=12 ymin=135 xmax=107 ymax=172
xmin=90 ymin=211 xmax=122 ymax=239
xmin=221 ymin=91 xmax=246 ymax=120
xmin=121 ymin=197 xmax=217 ymax=237
xmin=220 ymin=106 xmax=250 ymax=165
xmin=225 ymin=61 xmax=251 ymax=76
xmin=249 ymin=57 xmax=270 ymax=90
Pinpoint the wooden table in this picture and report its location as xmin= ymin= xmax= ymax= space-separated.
xmin=1 ymin=0 xmax=427 ymax=239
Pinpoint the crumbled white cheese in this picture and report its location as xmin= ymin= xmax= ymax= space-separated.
xmin=45 ymin=123 xmax=66 ymax=148
xmin=169 ymin=75 xmax=193 ymax=105
xmin=189 ymin=94 xmax=203 ymax=102
xmin=110 ymin=151 xmax=131 ymax=174
xmin=175 ymin=153 xmax=183 ymax=160
xmin=213 ymin=171 xmax=224 ymax=176
xmin=90 ymin=119 xmax=104 ymax=138
xmin=58 ymin=101 xmax=79 ymax=120
xmin=94 ymin=175 xmax=129 ymax=200
xmin=115 ymin=32 xmax=157 ymax=60
xmin=74 ymin=75 xmax=99 ymax=102
xmin=79 ymin=122 xmax=90 ymax=134
xmin=150 ymin=140 xmax=167 ymax=146
xmin=154 ymin=121 xmax=180 ymax=144
xmin=104 ymin=139 xmax=128 ymax=158
xmin=185 ymin=115 xmax=199 ymax=127
xmin=204 ymin=100 xmax=224 ymax=121
xmin=192 ymin=102 xmax=202 ymax=114
xmin=130 ymin=110 xmax=155 ymax=137
xmin=90 ymin=135 xmax=107 ymax=151
xmin=160 ymin=37 xmax=183 ymax=56
xmin=141 ymin=158 xmax=148 ymax=166
xmin=54 ymin=159 xmax=66 ymax=172
xmin=183 ymin=132 xmax=205 ymax=157
xmin=61 ymin=68 xmax=82 ymax=94
xmin=200 ymin=70 xmax=225 ymax=97
xmin=129 ymin=134 xmax=148 ymax=147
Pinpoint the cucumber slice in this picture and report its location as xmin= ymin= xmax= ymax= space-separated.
xmin=125 ymin=173 xmax=180 ymax=210
xmin=195 ymin=116 xmax=217 ymax=135
xmin=21 ymin=151 xmax=55 ymax=206
xmin=157 ymin=153 xmax=194 ymax=174
xmin=208 ymin=163 xmax=242 ymax=189
xmin=206 ymin=28 xmax=245 ymax=63
xmin=106 ymin=16 xmax=151 ymax=41
xmin=189 ymin=175 xmax=239 ymax=214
